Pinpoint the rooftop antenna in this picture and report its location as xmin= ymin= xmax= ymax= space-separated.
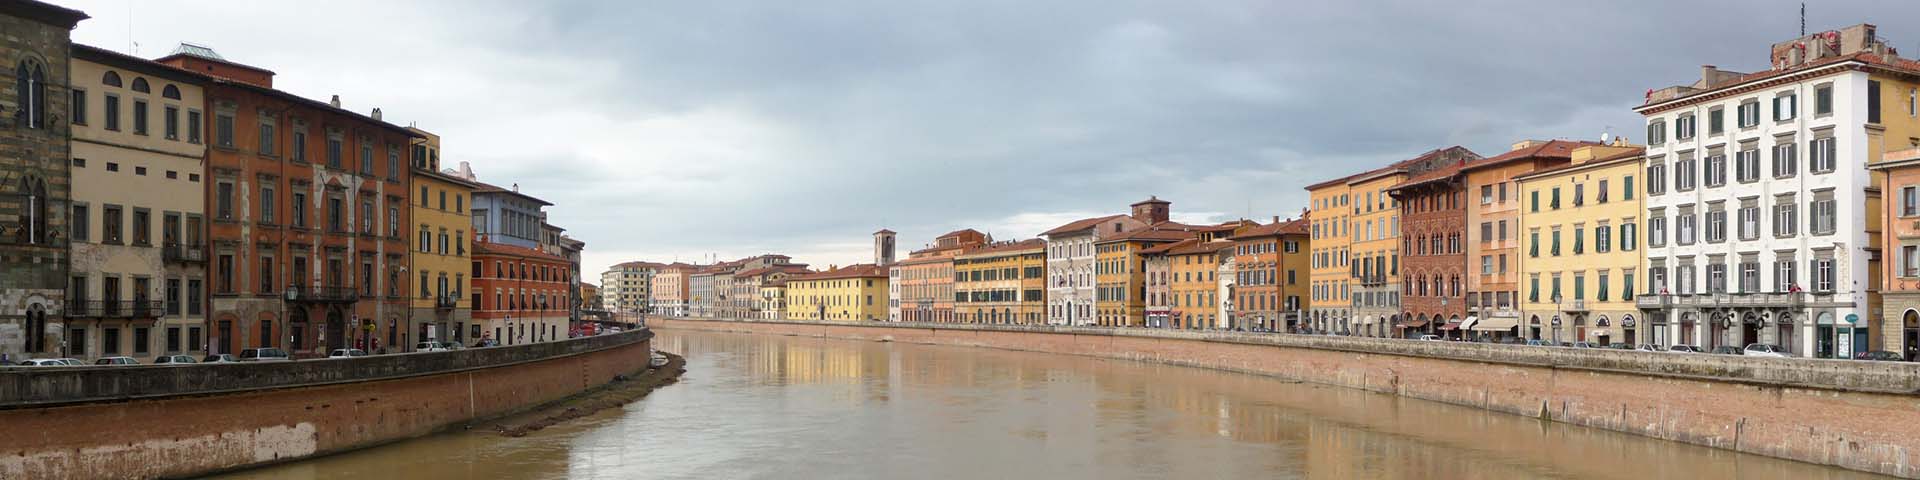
xmin=1800 ymin=3 xmax=1805 ymax=37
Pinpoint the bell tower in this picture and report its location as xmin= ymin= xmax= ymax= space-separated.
xmin=874 ymin=229 xmax=897 ymax=266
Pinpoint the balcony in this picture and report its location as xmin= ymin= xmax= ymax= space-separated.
xmin=1358 ymin=274 xmax=1388 ymax=287
xmin=1561 ymin=299 xmax=1588 ymax=312
xmin=163 ymin=242 xmax=207 ymax=263
xmin=284 ymin=286 xmax=359 ymax=303
xmin=435 ymin=294 xmax=458 ymax=311
xmin=64 ymin=300 xmax=165 ymax=318
xmin=1634 ymin=292 xmax=1809 ymax=309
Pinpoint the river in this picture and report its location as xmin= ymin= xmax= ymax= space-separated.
xmin=213 ymin=328 xmax=1887 ymax=479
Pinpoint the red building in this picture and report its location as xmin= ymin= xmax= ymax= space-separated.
xmin=1389 ymin=153 xmax=1477 ymax=337
xmin=471 ymin=239 xmax=572 ymax=346
xmin=162 ymin=45 xmax=417 ymax=356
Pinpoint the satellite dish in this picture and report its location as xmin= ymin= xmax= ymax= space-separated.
xmin=1600 ymin=132 xmax=1612 ymax=144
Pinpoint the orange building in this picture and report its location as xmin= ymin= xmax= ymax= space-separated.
xmin=1459 ymin=140 xmax=1593 ymax=331
xmin=896 ymin=229 xmax=988 ymax=322
xmin=471 ymin=239 xmax=572 ymax=346
xmin=169 ymin=45 xmax=419 ymax=356
xmin=1872 ymin=148 xmax=1920 ymax=359
xmin=1229 ymin=217 xmax=1310 ymax=331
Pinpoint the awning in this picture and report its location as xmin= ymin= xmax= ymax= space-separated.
xmin=1397 ymin=319 xmax=1429 ymax=329
xmin=1458 ymin=316 xmax=1480 ymax=331
xmin=1469 ymin=315 xmax=1520 ymax=332
xmin=1438 ymin=321 xmax=1462 ymax=331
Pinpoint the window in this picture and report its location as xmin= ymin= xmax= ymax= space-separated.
xmin=1773 ymin=93 xmax=1796 ymax=121
xmin=260 ymin=257 xmax=274 ymax=293
xmin=1649 ymin=215 xmax=1667 ymax=248
xmin=1811 ymin=195 xmax=1836 ymax=235
xmin=70 ymin=204 xmax=89 ymax=242
xmin=1597 ymin=179 xmax=1609 ymax=203
xmin=132 ymin=100 xmax=148 ymax=135
xmin=217 ymin=255 xmax=234 ymax=293
xmin=215 ymin=111 xmax=234 ymax=147
xmin=260 ymin=185 xmax=276 ymax=224
xmin=1737 ymin=101 xmax=1760 ymax=128
xmin=327 ymin=135 xmax=343 ymax=168
xmin=1595 ymin=225 xmax=1611 ymax=253
xmin=1677 ymin=211 xmax=1696 ymax=245
xmin=1775 ymin=256 xmax=1798 ymax=292
xmin=1675 ymin=157 xmax=1696 ymax=191
xmin=104 ymin=94 xmax=120 ymax=131
xmin=1572 ymin=227 xmax=1583 ymax=254
xmin=1739 ymin=204 xmax=1760 ymax=240
xmin=291 ymin=192 xmax=307 ymax=228
xmin=1809 ymin=137 xmax=1836 ymax=173
xmin=70 ymin=88 xmax=86 ymax=125
xmin=360 ymin=142 xmax=374 ymax=175
xmin=1647 ymin=163 xmax=1666 ymax=195
xmin=1675 ymin=114 xmax=1695 ymax=140
xmin=1550 ymin=229 xmax=1561 ymax=256
xmin=164 ymin=105 xmax=179 ymax=139
xmin=1814 ymin=257 xmax=1835 ymax=292
xmin=1907 ymin=245 xmax=1920 ymax=277
xmin=1773 ymin=143 xmax=1797 ymax=178
xmin=1551 ymin=188 xmax=1561 ymax=209
xmin=94 ymin=207 xmax=127 ymax=249
xmin=16 ymin=61 xmax=47 ymax=129
xmin=1704 ymin=154 xmax=1726 ymax=187
xmin=1530 ymin=190 xmax=1540 ymax=212
xmin=131 ymin=209 xmax=149 ymax=246
xmin=1573 ymin=184 xmax=1584 ymax=206
xmin=1621 ymin=222 xmax=1636 ymax=251
xmin=1735 ymin=148 xmax=1759 ymax=183
xmin=292 ymin=129 xmax=307 ymax=163
xmin=1905 ymin=186 xmax=1919 ymax=217
xmin=387 ymin=145 xmax=400 ymax=180
xmin=258 ymin=119 xmax=275 ymax=155
xmin=1705 ymin=209 xmax=1726 ymax=243
xmin=1646 ymin=120 xmax=1667 ymax=145
xmin=1623 ymin=175 xmax=1634 ymax=200
xmin=1708 ymin=107 xmax=1724 ymax=135
xmin=216 ymin=182 xmax=234 ymax=220
xmin=1816 ymin=84 xmax=1833 ymax=115
xmin=187 ymin=110 xmax=202 ymax=144
xmin=1774 ymin=199 xmax=1798 ymax=237
xmin=1869 ymin=80 xmax=1883 ymax=124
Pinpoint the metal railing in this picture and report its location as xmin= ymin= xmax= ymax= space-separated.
xmin=64 ymin=300 xmax=166 ymax=318
xmin=163 ymin=242 xmax=206 ymax=262
xmin=284 ymin=286 xmax=359 ymax=303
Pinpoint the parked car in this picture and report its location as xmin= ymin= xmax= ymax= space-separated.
xmin=1668 ymin=345 xmax=1705 ymax=353
xmin=471 ymin=339 xmax=497 ymax=348
xmin=1855 ymin=350 xmax=1905 ymax=361
xmin=1606 ymin=343 xmax=1635 ymax=350
xmin=201 ymin=354 xmax=239 ymax=363
xmin=1710 ymin=346 xmax=1745 ymax=355
xmin=327 ymin=349 xmax=369 ymax=358
xmin=1742 ymin=344 xmax=1789 ymax=358
xmin=237 ymin=348 xmax=291 ymax=362
xmin=1525 ymin=339 xmax=1550 ymax=346
xmin=16 ymin=358 xmax=72 ymax=366
xmin=94 ymin=356 xmax=140 ymax=366
xmin=415 ymin=342 xmax=448 ymax=352
xmin=1418 ymin=335 xmax=1442 ymax=341
xmin=1570 ymin=342 xmax=1596 ymax=349
xmin=1635 ymin=344 xmax=1663 ymax=352
xmin=152 ymin=355 xmax=198 ymax=365
xmin=441 ymin=342 xmax=465 ymax=351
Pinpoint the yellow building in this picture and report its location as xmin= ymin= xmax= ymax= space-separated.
xmin=405 ymin=128 xmax=478 ymax=341
xmin=1305 ymin=176 xmax=1355 ymax=330
xmin=1095 ymin=225 xmax=1196 ymax=327
xmin=1345 ymin=167 xmax=1406 ymax=335
xmin=954 ymin=239 xmax=1047 ymax=325
xmin=1515 ymin=143 xmax=1645 ymax=345
xmin=786 ymin=264 xmax=888 ymax=322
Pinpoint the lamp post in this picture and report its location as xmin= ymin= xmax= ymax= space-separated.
xmin=1551 ymin=293 xmax=1564 ymax=345
xmin=1440 ymin=297 xmax=1450 ymax=339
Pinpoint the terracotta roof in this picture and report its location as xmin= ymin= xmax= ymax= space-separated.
xmin=1101 ymin=223 xmax=1201 ymax=243
xmin=958 ymin=238 xmax=1046 ymax=257
xmin=1168 ymin=239 xmax=1236 ymax=256
xmin=473 ymin=181 xmax=554 ymax=206
xmin=734 ymin=265 xmax=811 ymax=278
xmin=1131 ymin=196 xmax=1170 ymax=206
xmin=1229 ymin=218 xmax=1308 ymax=240
xmin=792 ymin=264 xmax=888 ymax=281
xmin=1515 ymin=147 xmax=1647 ymax=180
xmin=1460 ymin=140 xmax=1599 ymax=173
xmin=74 ymin=44 xmax=209 ymax=84
xmin=473 ymin=240 xmax=567 ymax=262
xmin=1641 ymin=52 xmax=1920 ymax=112
xmin=937 ymin=228 xmax=984 ymax=239
xmin=1041 ymin=214 xmax=1128 ymax=236
xmin=1139 ymin=238 xmax=1196 ymax=255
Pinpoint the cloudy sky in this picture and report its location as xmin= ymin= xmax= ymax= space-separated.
xmin=55 ymin=0 xmax=1920 ymax=277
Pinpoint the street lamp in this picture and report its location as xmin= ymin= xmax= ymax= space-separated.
xmin=1440 ymin=297 xmax=1450 ymax=339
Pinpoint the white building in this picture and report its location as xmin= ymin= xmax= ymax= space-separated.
xmin=599 ymin=261 xmax=657 ymax=314
xmin=1635 ymin=24 xmax=1915 ymax=358
xmin=1041 ymin=200 xmax=1163 ymax=326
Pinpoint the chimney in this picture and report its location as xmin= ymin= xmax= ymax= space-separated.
xmin=1701 ymin=65 xmax=1718 ymax=85
xmin=512 ymin=183 xmax=520 ymax=192
xmin=329 ymin=95 xmax=341 ymax=108
xmin=1509 ymin=139 xmax=1544 ymax=152
xmin=371 ymin=108 xmax=382 ymax=121
xmin=1272 ymin=216 xmax=1280 ymax=224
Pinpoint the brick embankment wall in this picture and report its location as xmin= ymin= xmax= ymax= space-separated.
xmin=0 ymin=330 xmax=653 ymax=480
xmin=656 ymin=318 xmax=1920 ymax=479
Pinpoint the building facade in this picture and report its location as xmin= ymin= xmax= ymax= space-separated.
xmin=1305 ymin=176 xmax=1354 ymax=334
xmin=1516 ymin=144 xmax=1646 ymax=345
xmin=1390 ymin=161 xmax=1470 ymax=337
xmin=1166 ymin=239 xmax=1231 ymax=329
xmin=896 ymin=229 xmax=987 ymax=323
xmin=1873 ymin=148 xmax=1920 ymax=359
xmin=733 ymin=264 xmax=808 ymax=319
xmin=600 ymin=261 xmax=658 ymax=314
xmin=170 ymin=44 xmax=417 ymax=357
xmin=651 ymin=263 xmax=690 ymax=317
xmin=785 ymin=264 xmax=887 ymax=322
xmin=1461 ymin=140 xmax=1597 ymax=340
xmin=1044 ymin=211 xmax=1148 ymax=326
xmin=405 ymin=128 xmax=475 ymax=351
xmin=1229 ymin=218 xmax=1308 ymax=332
xmin=63 ymin=45 xmax=206 ymax=362
xmin=470 ymin=239 xmax=570 ymax=345
xmin=0 ymin=1 xmax=85 ymax=361
xmin=1636 ymin=24 xmax=1915 ymax=357
xmin=1094 ymin=198 xmax=1192 ymax=327
xmin=953 ymin=239 xmax=1045 ymax=325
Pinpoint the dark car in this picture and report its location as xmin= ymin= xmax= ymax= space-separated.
xmin=1710 ymin=346 xmax=1745 ymax=355
xmin=1668 ymin=345 xmax=1706 ymax=353
xmin=1606 ymin=343 xmax=1635 ymax=350
xmin=1855 ymin=350 xmax=1905 ymax=361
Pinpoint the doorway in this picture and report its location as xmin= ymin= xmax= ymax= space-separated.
xmin=326 ymin=310 xmax=346 ymax=352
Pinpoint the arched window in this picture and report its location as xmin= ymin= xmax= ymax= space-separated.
xmin=162 ymin=84 xmax=181 ymax=100
xmin=102 ymin=70 xmax=122 ymax=87
xmin=18 ymin=176 xmax=47 ymax=244
xmin=131 ymin=77 xmax=150 ymax=93
xmin=16 ymin=61 xmax=46 ymax=129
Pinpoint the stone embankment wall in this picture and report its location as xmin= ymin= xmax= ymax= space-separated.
xmin=656 ymin=318 xmax=1920 ymax=479
xmin=0 ymin=329 xmax=653 ymax=480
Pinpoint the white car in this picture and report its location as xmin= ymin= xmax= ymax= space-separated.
xmin=94 ymin=356 xmax=141 ymax=366
xmin=16 ymin=358 xmax=72 ymax=366
xmin=415 ymin=342 xmax=448 ymax=352
xmin=152 ymin=355 xmax=198 ymax=365
xmin=1418 ymin=335 xmax=1443 ymax=341
xmin=1743 ymin=344 xmax=1790 ymax=358
xmin=328 ymin=349 xmax=369 ymax=358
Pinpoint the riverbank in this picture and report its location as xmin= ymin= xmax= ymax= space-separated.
xmin=488 ymin=352 xmax=686 ymax=437
xmin=655 ymin=317 xmax=1920 ymax=479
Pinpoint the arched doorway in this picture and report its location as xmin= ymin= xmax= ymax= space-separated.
xmin=1778 ymin=313 xmax=1797 ymax=356
xmin=1741 ymin=312 xmax=1761 ymax=348
xmin=1708 ymin=312 xmax=1731 ymax=349
xmin=1679 ymin=312 xmax=1697 ymax=346
xmin=1572 ymin=314 xmax=1587 ymax=343
xmin=1594 ymin=315 xmax=1611 ymax=346
xmin=1904 ymin=310 xmax=1920 ymax=361
xmin=1816 ymin=312 xmax=1836 ymax=358
xmin=1528 ymin=315 xmax=1541 ymax=340
xmin=289 ymin=308 xmax=309 ymax=351
xmin=1621 ymin=314 xmax=1637 ymax=346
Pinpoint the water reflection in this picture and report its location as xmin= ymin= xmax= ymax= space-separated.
xmin=215 ymin=329 xmax=1887 ymax=480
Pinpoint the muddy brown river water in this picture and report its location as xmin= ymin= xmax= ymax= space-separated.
xmin=211 ymin=328 xmax=1888 ymax=479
